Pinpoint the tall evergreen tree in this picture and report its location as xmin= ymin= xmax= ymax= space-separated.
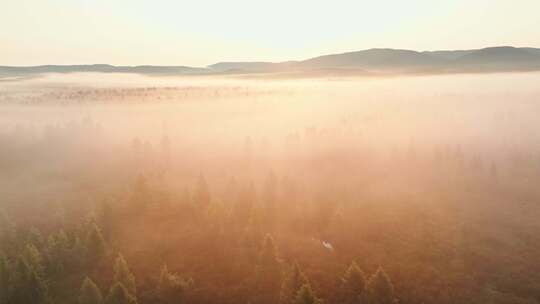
xmin=79 ymin=277 xmax=103 ymax=304
xmin=262 ymin=172 xmax=278 ymax=230
xmin=243 ymin=210 xmax=263 ymax=263
xmin=131 ymin=175 xmax=151 ymax=212
xmin=26 ymin=265 xmax=49 ymax=304
xmin=10 ymin=255 xmax=48 ymax=304
xmin=85 ymin=223 xmax=107 ymax=265
xmin=71 ymin=236 xmax=86 ymax=270
xmin=113 ymin=254 xmax=136 ymax=296
xmin=254 ymin=234 xmax=282 ymax=304
xmin=23 ymin=243 xmax=44 ymax=276
xmin=280 ymin=262 xmax=309 ymax=304
xmin=0 ymin=254 xmax=9 ymax=304
xmin=194 ymin=174 xmax=210 ymax=207
xmin=257 ymin=234 xmax=281 ymax=273
xmin=46 ymin=229 xmax=69 ymax=278
xmin=10 ymin=255 xmax=29 ymax=303
xmin=156 ymin=264 xmax=193 ymax=304
xmin=26 ymin=227 xmax=44 ymax=249
xmin=366 ymin=268 xmax=395 ymax=304
xmin=98 ymin=200 xmax=114 ymax=242
xmin=340 ymin=261 xmax=367 ymax=304
xmin=0 ymin=213 xmax=16 ymax=255
xmin=105 ymin=282 xmax=137 ymax=304
xmin=233 ymin=182 xmax=256 ymax=227
xmin=294 ymin=284 xmax=322 ymax=304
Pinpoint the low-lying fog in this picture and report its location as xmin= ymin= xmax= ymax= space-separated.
xmin=2 ymin=71 xmax=540 ymax=220
xmin=3 ymin=72 xmax=540 ymax=304
xmin=2 ymin=72 xmax=540 ymax=157
xmin=0 ymin=73 xmax=540 ymax=200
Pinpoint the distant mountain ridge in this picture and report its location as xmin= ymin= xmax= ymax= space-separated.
xmin=0 ymin=64 xmax=206 ymax=75
xmin=2 ymin=46 xmax=540 ymax=77
xmin=211 ymin=46 xmax=540 ymax=73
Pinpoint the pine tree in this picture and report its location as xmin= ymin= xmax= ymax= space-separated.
xmin=26 ymin=265 xmax=49 ymax=304
xmin=10 ymin=255 xmax=48 ymax=304
xmin=23 ymin=243 xmax=44 ymax=276
xmin=98 ymin=201 xmax=114 ymax=242
xmin=254 ymin=234 xmax=282 ymax=304
xmin=71 ymin=236 xmax=86 ymax=270
xmin=26 ymin=227 xmax=44 ymax=249
xmin=262 ymin=172 xmax=278 ymax=230
xmin=113 ymin=254 xmax=136 ymax=296
xmin=294 ymin=284 xmax=322 ymax=304
xmin=258 ymin=234 xmax=281 ymax=273
xmin=194 ymin=174 xmax=210 ymax=207
xmin=233 ymin=182 xmax=256 ymax=226
xmin=0 ymin=254 xmax=9 ymax=304
xmin=85 ymin=223 xmax=107 ymax=265
xmin=263 ymin=172 xmax=277 ymax=209
xmin=105 ymin=282 xmax=137 ymax=304
xmin=340 ymin=261 xmax=367 ymax=304
xmin=79 ymin=277 xmax=103 ymax=304
xmin=243 ymin=211 xmax=263 ymax=263
xmin=156 ymin=264 xmax=193 ymax=304
xmin=0 ymin=213 xmax=16 ymax=254
xmin=46 ymin=229 xmax=69 ymax=278
xmin=131 ymin=175 xmax=151 ymax=212
xmin=366 ymin=268 xmax=394 ymax=304
xmin=280 ymin=262 xmax=309 ymax=304
xmin=10 ymin=256 xmax=28 ymax=303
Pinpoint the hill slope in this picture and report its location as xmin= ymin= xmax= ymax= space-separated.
xmin=2 ymin=46 xmax=540 ymax=77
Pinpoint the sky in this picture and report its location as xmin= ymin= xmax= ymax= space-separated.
xmin=1 ymin=0 xmax=539 ymax=66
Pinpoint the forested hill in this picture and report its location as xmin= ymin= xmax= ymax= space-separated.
xmin=2 ymin=46 xmax=540 ymax=77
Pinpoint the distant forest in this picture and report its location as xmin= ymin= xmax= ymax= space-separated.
xmin=2 ymin=120 xmax=540 ymax=304
xmin=1 ymin=77 xmax=540 ymax=304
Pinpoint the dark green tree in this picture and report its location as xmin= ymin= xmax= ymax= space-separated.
xmin=10 ymin=255 xmax=48 ymax=304
xmin=0 ymin=254 xmax=9 ymax=304
xmin=23 ymin=243 xmax=44 ymax=276
xmin=105 ymin=282 xmax=137 ymax=304
xmin=243 ymin=210 xmax=263 ymax=263
xmin=46 ymin=229 xmax=69 ymax=278
xmin=98 ymin=200 xmax=114 ymax=242
xmin=26 ymin=265 xmax=49 ymax=304
xmin=85 ymin=223 xmax=107 ymax=265
xmin=113 ymin=254 xmax=136 ymax=296
xmin=254 ymin=234 xmax=282 ymax=304
xmin=366 ymin=268 xmax=395 ymax=304
xmin=280 ymin=262 xmax=309 ymax=304
xmin=294 ymin=284 xmax=322 ymax=304
xmin=70 ymin=236 xmax=86 ymax=270
xmin=340 ymin=261 xmax=367 ymax=304
xmin=26 ymin=227 xmax=44 ymax=249
xmin=156 ymin=264 xmax=193 ymax=304
xmin=79 ymin=277 xmax=103 ymax=304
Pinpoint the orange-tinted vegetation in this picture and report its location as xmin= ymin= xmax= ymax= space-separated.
xmin=1 ymin=73 xmax=540 ymax=304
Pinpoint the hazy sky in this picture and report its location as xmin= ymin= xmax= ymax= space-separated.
xmin=2 ymin=0 xmax=539 ymax=66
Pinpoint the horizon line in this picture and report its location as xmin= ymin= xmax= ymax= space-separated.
xmin=2 ymin=45 xmax=539 ymax=68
